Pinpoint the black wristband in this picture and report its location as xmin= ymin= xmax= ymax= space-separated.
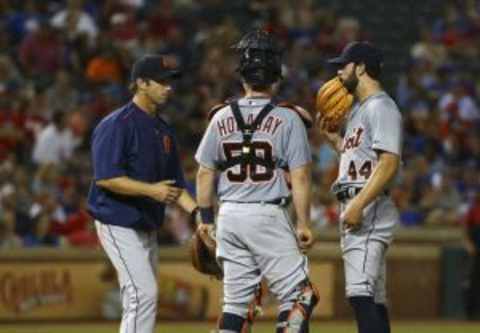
xmin=200 ymin=207 xmax=214 ymax=225
xmin=190 ymin=207 xmax=199 ymax=218
xmin=189 ymin=207 xmax=200 ymax=227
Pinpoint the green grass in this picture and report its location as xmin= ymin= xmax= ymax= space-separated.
xmin=1 ymin=322 xmax=479 ymax=333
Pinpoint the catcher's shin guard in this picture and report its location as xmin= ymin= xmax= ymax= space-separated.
xmin=276 ymin=281 xmax=319 ymax=333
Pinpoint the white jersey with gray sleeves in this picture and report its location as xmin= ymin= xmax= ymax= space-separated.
xmin=195 ymin=97 xmax=311 ymax=202
xmin=333 ymin=91 xmax=402 ymax=191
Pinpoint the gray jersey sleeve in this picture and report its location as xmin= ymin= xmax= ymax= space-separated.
xmin=195 ymin=117 xmax=219 ymax=169
xmin=285 ymin=113 xmax=312 ymax=169
xmin=367 ymin=99 xmax=402 ymax=156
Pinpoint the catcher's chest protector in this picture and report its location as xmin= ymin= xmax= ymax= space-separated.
xmin=216 ymin=101 xmax=276 ymax=172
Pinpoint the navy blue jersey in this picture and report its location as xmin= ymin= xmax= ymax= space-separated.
xmin=87 ymin=102 xmax=186 ymax=230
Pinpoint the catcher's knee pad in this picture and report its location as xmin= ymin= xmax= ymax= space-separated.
xmin=218 ymin=312 xmax=250 ymax=333
xmin=220 ymin=283 xmax=263 ymax=333
xmin=276 ymin=281 xmax=319 ymax=333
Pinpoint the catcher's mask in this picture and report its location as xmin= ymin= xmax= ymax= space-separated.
xmin=232 ymin=29 xmax=283 ymax=87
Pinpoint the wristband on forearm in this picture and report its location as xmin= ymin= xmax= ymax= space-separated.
xmin=190 ymin=207 xmax=199 ymax=224
xmin=200 ymin=207 xmax=214 ymax=225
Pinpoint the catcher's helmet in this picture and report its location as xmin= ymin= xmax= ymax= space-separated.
xmin=232 ymin=29 xmax=283 ymax=86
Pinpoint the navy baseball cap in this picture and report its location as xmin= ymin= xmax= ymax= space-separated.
xmin=131 ymin=55 xmax=182 ymax=82
xmin=328 ymin=41 xmax=383 ymax=70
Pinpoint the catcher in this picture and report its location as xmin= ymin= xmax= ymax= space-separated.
xmin=317 ymin=41 xmax=402 ymax=333
xmin=193 ymin=29 xmax=319 ymax=333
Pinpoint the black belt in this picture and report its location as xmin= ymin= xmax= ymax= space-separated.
xmin=222 ymin=197 xmax=290 ymax=206
xmin=335 ymin=187 xmax=362 ymax=202
xmin=335 ymin=187 xmax=390 ymax=202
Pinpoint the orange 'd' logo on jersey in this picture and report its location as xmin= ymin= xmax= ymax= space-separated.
xmin=163 ymin=135 xmax=172 ymax=154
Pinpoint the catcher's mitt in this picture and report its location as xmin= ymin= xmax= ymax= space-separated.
xmin=190 ymin=227 xmax=223 ymax=279
xmin=316 ymin=77 xmax=354 ymax=132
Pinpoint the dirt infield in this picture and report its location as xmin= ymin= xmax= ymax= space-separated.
xmin=1 ymin=321 xmax=479 ymax=333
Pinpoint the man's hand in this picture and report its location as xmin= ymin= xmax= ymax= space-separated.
xmin=317 ymin=116 xmax=343 ymax=152
xmin=197 ymin=223 xmax=216 ymax=249
xmin=147 ymin=180 xmax=182 ymax=204
xmin=341 ymin=198 xmax=364 ymax=231
xmin=296 ymin=223 xmax=314 ymax=253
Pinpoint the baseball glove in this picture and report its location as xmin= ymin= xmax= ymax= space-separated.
xmin=316 ymin=77 xmax=354 ymax=132
xmin=190 ymin=227 xmax=223 ymax=279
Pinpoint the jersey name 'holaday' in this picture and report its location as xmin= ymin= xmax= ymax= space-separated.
xmin=195 ymin=97 xmax=311 ymax=202
xmin=334 ymin=91 xmax=402 ymax=190
xmin=215 ymin=111 xmax=284 ymax=137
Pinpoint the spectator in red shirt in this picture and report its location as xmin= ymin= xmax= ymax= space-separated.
xmin=107 ymin=12 xmax=139 ymax=51
xmin=0 ymin=100 xmax=27 ymax=161
xmin=50 ymin=207 xmax=97 ymax=248
xmin=50 ymin=190 xmax=98 ymax=248
xmin=146 ymin=0 xmax=180 ymax=39
xmin=18 ymin=19 xmax=64 ymax=79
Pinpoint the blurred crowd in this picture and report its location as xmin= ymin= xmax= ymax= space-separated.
xmin=394 ymin=0 xmax=480 ymax=228
xmin=0 ymin=0 xmax=479 ymax=249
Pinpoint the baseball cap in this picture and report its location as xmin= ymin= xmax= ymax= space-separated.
xmin=328 ymin=41 xmax=383 ymax=70
xmin=131 ymin=55 xmax=182 ymax=82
